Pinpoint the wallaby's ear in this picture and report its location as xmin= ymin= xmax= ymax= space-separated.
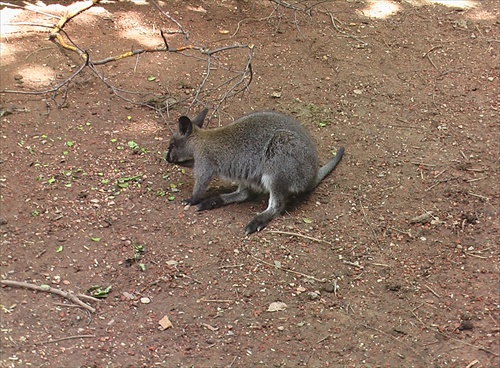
xmin=191 ymin=108 xmax=209 ymax=128
xmin=179 ymin=116 xmax=193 ymax=136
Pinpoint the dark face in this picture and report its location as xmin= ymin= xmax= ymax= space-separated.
xmin=165 ymin=134 xmax=195 ymax=168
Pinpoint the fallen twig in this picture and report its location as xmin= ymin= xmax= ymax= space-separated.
xmin=268 ymin=230 xmax=327 ymax=243
xmin=425 ymin=176 xmax=461 ymax=191
xmin=327 ymin=12 xmax=368 ymax=47
xmin=359 ymin=199 xmax=377 ymax=238
xmin=199 ymin=299 xmax=234 ymax=303
xmin=1 ymin=280 xmax=96 ymax=313
xmin=251 ymin=255 xmax=327 ymax=282
xmin=316 ymin=334 xmax=331 ymax=344
xmin=49 ymin=0 xmax=101 ymax=59
xmin=467 ymin=192 xmax=490 ymax=201
xmin=1 ymin=3 xmax=254 ymax=116
xmin=424 ymin=284 xmax=441 ymax=298
xmin=361 ymin=323 xmax=428 ymax=362
xmin=423 ymin=45 xmax=442 ymax=70
xmin=35 ymin=334 xmax=95 ymax=346
xmin=149 ymin=0 xmax=188 ymax=39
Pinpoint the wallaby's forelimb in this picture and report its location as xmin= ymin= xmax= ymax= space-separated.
xmin=197 ymin=186 xmax=251 ymax=211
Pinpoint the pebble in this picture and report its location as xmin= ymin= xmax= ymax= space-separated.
xmin=140 ymin=297 xmax=151 ymax=304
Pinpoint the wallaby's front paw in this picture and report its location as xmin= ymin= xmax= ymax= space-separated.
xmin=181 ymin=198 xmax=196 ymax=206
xmin=196 ymin=196 xmax=224 ymax=211
xmin=245 ymin=217 xmax=269 ymax=235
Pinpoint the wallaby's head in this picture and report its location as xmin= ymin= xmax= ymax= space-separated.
xmin=165 ymin=109 xmax=208 ymax=167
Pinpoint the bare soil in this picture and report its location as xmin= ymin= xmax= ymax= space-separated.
xmin=0 ymin=1 xmax=498 ymax=367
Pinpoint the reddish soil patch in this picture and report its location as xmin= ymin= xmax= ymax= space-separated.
xmin=1 ymin=1 xmax=498 ymax=367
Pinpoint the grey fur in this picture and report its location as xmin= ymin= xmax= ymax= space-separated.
xmin=166 ymin=109 xmax=344 ymax=234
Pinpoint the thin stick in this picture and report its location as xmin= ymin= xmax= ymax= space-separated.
xmin=268 ymin=230 xmax=327 ymax=243
xmin=424 ymin=284 xmax=441 ymax=298
xmin=35 ymin=334 xmax=95 ymax=345
xmin=430 ymin=327 xmax=499 ymax=357
xmin=465 ymin=360 xmax=480 ymax=368
xmin=199 ymin=299 xmax=234 ymax=303
xmin=467 ymin=192 xmax=490 ymax=201
xmin=316 ymin=334 xmax=331 ymax=344
xmin=361 ymin=324 xmax=428 ymax=362
xmin=219 ymin=264 xmax=244 ymax=269
xmin=359 ymin=199 xmax=377 ymax=238
xmin=1 ymin=280 xmax=96 ymax=313
xmin=466 ymin=177 xmax=486 ymax=183
xmin=411 ymin=162 xmax=436 ymax=167
xmin=425 ymin=176 xmax=461 ymax=191
xmin=433 ymin=169 xmax=447 ymax=179
xmin=149 ymin=0 xmax=188 ymax=39
xmin=227 ymin=356 xmax=238 ymax=368
xmin=251 ymin=255 xmax=327 ymax=283
xmin=464 ymin=252 xmax=487 ymax=259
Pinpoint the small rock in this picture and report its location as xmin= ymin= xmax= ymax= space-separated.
xmin=140 ymin=297 xmax=151 ymax=304
xmin=267 ymin=301 xmax=287 ymax=312
xmin=0 ymin=218 xmax=7 ymax=226
xmin=459 ymin=320 xmax=474 ymax=331
xmin=322 ymin=283 xmax=336 ymax=293
xmin=122 ymin=292 xmax=135 ymax=300
xmin=307 ymin=291 xmax=320 ymax=300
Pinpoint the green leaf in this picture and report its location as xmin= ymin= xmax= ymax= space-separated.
xmin=110 ymin=138 xmax=117 ymax=143
xmin=66 ymin=141 xmax=74 ymax=147
xmin=48 ymin=177 xmax=56 ymax=184
xmin=127 ymin=141 xmax=139 ymax=149
xmin=302 ymin=217 xmax=313 ymax=224
xmin=88 ymin=285 xmax=112 ymax=298
xmin=56 ymin=245 xmax=63 ymax=253
xmin=127 ymin=115 xmax=132 ymax=121
xmin=147 ymin=75 xmax=156 ymax=81
xmin=138 ymin=263 xmax=146 ymax=272
xmin=90 ymin=237 xmax=101 ymax=242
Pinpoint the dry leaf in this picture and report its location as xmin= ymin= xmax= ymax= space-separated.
xmin=187 ymin=6 xmax=207 ymax=13
xmin=159 ymin=315 xmax=173 ymax=330
xmin=201 ymin=322 xmax=219 ymax=331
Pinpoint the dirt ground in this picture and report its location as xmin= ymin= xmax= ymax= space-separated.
xmin=0 ymin=0 xmax=498 ymax=367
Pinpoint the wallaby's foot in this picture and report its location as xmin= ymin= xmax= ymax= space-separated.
xmin=196 ymin=196 xmax=224 ymax=211
xmin=181 ymin=197 xmax=198 ymax=206
xmin=245 ymin=215 xmax=271 ymax=235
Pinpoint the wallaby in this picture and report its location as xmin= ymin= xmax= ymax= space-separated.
xmin=166 ymin=109 xmax=345 ymax=235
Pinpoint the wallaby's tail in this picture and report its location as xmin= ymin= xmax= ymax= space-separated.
xmin=315 ymin=146 xmax=345 ymax=186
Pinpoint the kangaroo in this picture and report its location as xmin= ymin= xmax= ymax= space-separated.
xmin=166 ymin=109 xmax=345 ymax=235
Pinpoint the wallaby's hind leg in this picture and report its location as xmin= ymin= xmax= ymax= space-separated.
xmin=245 ymin=191 xmax=287 ymax=235
xmin=197 ymin=186 xmax=251 ymax=211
